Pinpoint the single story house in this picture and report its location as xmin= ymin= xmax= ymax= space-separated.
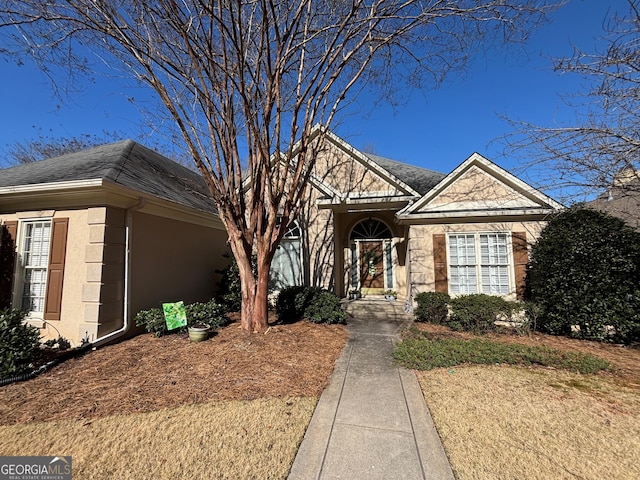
xmin=1 ymin=129 xmax=562 ymax=346
xmin=0 ymin=141 xmax=230 ymax=347
xmin=269 ymin=128 xmax=563 ymax=303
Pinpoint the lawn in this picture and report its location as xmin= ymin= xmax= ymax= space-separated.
xmin=1 ymin=316 xmax=639 ymax=480
xmin=0 ymin=318 xmax=349 ymax=479
xmin=407 ymin=323 xmax=640 ymax=480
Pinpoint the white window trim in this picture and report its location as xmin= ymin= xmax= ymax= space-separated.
xmin=350 ymin=239 xmax=395 ymax=291
xmin=12 ymin=218 xmax=53 ymax=319
xmin=271 ymin=220 xmax=303 ymax=288
xmin=446 ymin=232 xmax=514 ymax=297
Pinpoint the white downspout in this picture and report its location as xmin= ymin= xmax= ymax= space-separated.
xmin=404 ymin=224 xmax=413 ymax=313
xmin=92 ymin=198 xmax=146 ymax=347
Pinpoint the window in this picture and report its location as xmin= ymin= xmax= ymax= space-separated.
xmin=271 ymin=221 xmax=302 ymax=289
xmin=17 ymin=220 xmax=52 ymax=313
xmin=448 ymin=233 xmax=510 ymax=295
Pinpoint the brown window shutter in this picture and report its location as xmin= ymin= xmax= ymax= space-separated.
xmin=512 ymin=231 xmax=528 ymax=300
xmin=0 ymin=221 xmax=18 ymax=309
xmin=44 ymin=218 xmax=69 ymax=321
xmin=433 ymin=234 xmax=448 ymax=293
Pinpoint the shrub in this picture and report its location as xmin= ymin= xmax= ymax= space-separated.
xmin=276 ymin=286 xmax=346 ymax=324
xmin=448 ymin=294 xmax=515 ymax=334
xmin=414 ymin=292 xmax=450 ymax=324
xmin=215 ymin=252 xmax=257 ymax=313
xmin=42 ymin=336 xmax=71 ymax=351
xmin=529 ymin=208 xmax=640 ymax=344
xmin=135 ymin=299 xmax=228 ymax=337
xmin=134 ymin=307 xmax=166 ymax=337
xmin=0 ymin=308 xmax=41 ymax=379
xmin=185 ymin=299 xmax=228 ymax=329
xmin=304 ymin=290 xmax=347 ymax=324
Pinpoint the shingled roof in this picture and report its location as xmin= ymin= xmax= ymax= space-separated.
xmin=0 ymin=140 xmax=216 ymax=214
xmin=364 ymin=153 xmax=445 ymax=195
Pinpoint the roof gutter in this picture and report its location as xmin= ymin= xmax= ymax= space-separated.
xmin=92 ymin=197 xmax=146 ymax=348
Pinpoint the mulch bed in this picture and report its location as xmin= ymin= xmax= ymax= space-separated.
xmin=0 ymin=317 xmax=349 ymax=426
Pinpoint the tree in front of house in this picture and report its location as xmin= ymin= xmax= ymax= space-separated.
xmin=0 ymin=1 xmax=553 ymax=333
xmin=528 ymin=207 xmax=640 ymax=344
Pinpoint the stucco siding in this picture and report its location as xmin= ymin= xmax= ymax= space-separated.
xmin=128 ymin=211 xmax=229 ymax=326
xmin=409 ymin=221 xmax=545 ymax=300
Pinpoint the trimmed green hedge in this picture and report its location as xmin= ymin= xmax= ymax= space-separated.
xmin=529 ymin=208 xmax=640 ymax=344
xmin=414 ymin=292 xmax=450 ymax=324
xmin=275 ymin=286 xmax=346 ymax=324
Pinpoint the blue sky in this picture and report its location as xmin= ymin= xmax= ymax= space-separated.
xmin=0 ymin=0 xmax=629 ymax=188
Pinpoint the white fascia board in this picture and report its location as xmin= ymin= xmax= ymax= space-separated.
xmin=396 ymin=207 xmax=558 ymax=222
xmin=0 ymin=179 xmax=104 ymax=195
xmin=0 ymin=179 xmax=224 ymax=230
xmin=399 ymin=152 xmax=564 ymax=216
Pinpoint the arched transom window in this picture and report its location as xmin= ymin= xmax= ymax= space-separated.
xmin=350 ymin=218 xmax=392 ymax=240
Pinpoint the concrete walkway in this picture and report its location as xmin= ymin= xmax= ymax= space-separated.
xmin=288 ymin=314 xmax=455 ymax=480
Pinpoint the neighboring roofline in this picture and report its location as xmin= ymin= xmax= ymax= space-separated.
xmin=398 ymin=152 xmax=564 ymax=218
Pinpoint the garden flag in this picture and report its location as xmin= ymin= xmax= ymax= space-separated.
xmin=163 ymin=301 xmax=187 ymax=330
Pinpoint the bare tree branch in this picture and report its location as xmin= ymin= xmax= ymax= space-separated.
xmin=0 ymin=0 xmax=554 ymax=332
xmin=505 ymin=0 xmax=640 ymax=204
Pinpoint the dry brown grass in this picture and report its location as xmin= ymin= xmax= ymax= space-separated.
xmin=0 ymin=397 xmax=316 ymax=479
xmin=419 ymin=367 xmax=640 ymax=480
xmin=0 ymin=318 xmax=349 ymax=479
xmin=413 ymin=323 xmax=640 ymax=480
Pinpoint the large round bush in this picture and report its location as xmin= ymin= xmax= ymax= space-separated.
xmin=529 ymin=208 xmax=640 ymax=344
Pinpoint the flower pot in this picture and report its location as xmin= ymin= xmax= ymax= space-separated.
xmin=188 ymin=324 xmax=210 ymax=342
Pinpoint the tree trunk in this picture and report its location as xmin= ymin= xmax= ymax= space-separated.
xmin=228 ymin=233 xmax=271 ymax=333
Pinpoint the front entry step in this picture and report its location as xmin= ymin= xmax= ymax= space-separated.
xmin=342 ymin=298 xmax=413 ymax=321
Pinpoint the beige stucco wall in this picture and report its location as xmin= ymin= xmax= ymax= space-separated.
xmin=1 ymin=208 xmax=95 ymax=345
xmin=408 ymin=220 xmax=546 ymax=300
xmin=2 ymin=205 xmax=230 ymax=346
xmin=313 ymin=140 xmax=403 ymax=196
xmin=128 ymin=211 xmax=230 ymax=328
xmin=424 ymin=166 xmax=540 ymax=212
xmin=301 ymin=140 xmax=411 ymax=297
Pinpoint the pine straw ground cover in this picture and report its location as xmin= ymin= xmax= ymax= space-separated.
xmin=412 ymin=323 xmax=640 ymax=480
xmin=0 ymin=317 xmax=348 ymax=479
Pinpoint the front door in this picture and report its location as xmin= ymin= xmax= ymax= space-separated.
xmin=360 ymin=241 xmax=384 ymax=294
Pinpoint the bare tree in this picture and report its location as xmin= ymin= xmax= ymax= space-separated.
xmin=506 ymin=0 xmax=640 ymax=203
xmin=5 ymin=131 xmax=125 ymax=164
xmin=0 ymin=1 xmax=552 ymax=333
xmin=4 ymin=130 xmax=192 ymax=166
